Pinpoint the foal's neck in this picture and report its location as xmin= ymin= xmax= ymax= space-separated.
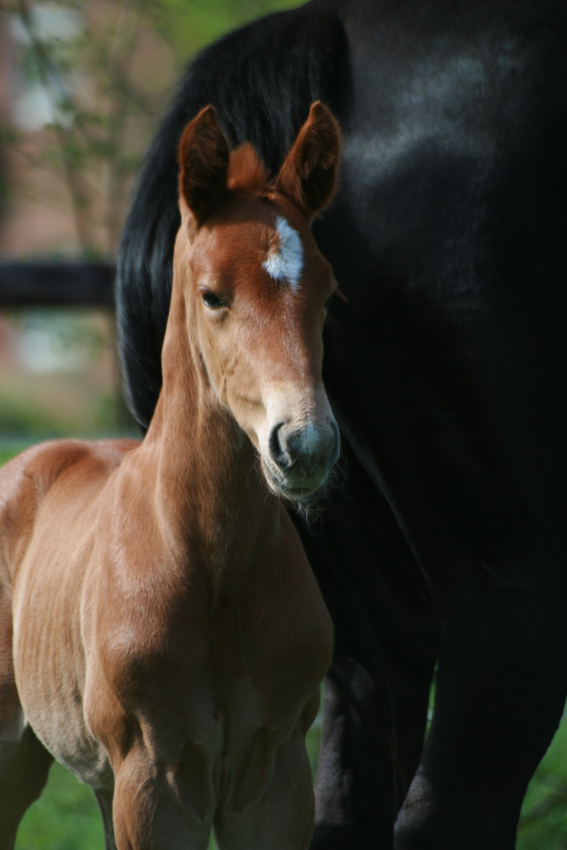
xmin=141 ymin=262 xmax=279 ymax=574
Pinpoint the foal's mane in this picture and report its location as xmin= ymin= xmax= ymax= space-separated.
xmin=227 ymin=143 xmax=270 ymax=197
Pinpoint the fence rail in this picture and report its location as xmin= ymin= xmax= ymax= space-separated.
xmin=0 ymin=262 xmax=114 ymax=307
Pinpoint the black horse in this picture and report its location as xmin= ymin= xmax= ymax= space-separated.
xmin=116 ymin=1 xmax=567 ymax=847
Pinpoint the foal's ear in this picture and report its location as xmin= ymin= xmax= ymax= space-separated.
xmin=178 ymin=106 xmax=229 ymax=229
xmin=275 ymin=102 xmax=340 ymax=221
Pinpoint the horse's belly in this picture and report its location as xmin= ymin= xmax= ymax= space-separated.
xmin=12 ymin=562 xmax=113 ymax=788
xmin=13 ymin=642 xmax=113 ymax=788
xmin=25 ymin=702 xmax=112 ymax=789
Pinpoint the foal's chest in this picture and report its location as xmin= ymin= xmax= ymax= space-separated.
xmin=101 ymin=581 xmax=325 ymax=735
xmin=89 ymin=560 xmax=329 ymax=800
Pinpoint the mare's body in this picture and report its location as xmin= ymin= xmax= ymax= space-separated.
xmin=116 ymin=1 xmax=567 ymax=848
xmin=0 ymin=104 xmax=340 ymax=849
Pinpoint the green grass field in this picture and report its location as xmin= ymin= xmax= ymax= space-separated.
xmin=0 ymin=444 xmax=34 ymax=467
xmin=2 ymin=443 xmax=566 ymax=848
xmin=17 ymin=763 xmax=104 ymax=850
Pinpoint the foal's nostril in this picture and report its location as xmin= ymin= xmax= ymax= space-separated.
xmin=268 ymin=418 xmax=339 ymax=479
xmin=269 ymin=422 xmax=291 ymax=470
xmin=283 ymin=421 xmax=339 ymax=469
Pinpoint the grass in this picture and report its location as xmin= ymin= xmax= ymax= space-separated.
xmin=17 ymin=764 xmax=104 ymax=850
xmin=0 ymin=442 xmax=34 ymax=467
xmin=2 ymin=442 xmax=566 ymax=848
xmin=518 ymin=714 xmax=567 ymax=849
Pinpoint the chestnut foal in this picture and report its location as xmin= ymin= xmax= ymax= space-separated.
xmin=0 ymin=102 xmax=340 ymax=850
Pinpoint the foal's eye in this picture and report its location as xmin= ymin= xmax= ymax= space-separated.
xmin=324 ymin=292 xmax=336 ymax=311
xmin=200 ymin=290 xmax=225 ymax=310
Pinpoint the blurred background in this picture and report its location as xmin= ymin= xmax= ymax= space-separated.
xmin=0 ymin=1 xmax=566 ymax=848
xmin=0 ymin=0 xmax=305 ymax=450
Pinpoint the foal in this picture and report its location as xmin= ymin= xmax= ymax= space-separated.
xmin=0 ymin=102 xmax=340 ymax=849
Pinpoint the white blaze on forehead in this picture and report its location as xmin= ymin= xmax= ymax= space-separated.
xmin=262 ymin=215 xmax=303 ymax=289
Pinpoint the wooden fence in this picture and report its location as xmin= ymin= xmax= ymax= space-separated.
xmin=0 ymin=261 xmax=135 ymax=434
xmin=0 ymin=262 xmax=114 ymax=307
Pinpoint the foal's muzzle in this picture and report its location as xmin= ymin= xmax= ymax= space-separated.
xmin=266 ymin=418 xmax=340 ymax=499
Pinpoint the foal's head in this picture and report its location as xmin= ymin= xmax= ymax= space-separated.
xmin=173 ymin=102 xmax=341 ymax=503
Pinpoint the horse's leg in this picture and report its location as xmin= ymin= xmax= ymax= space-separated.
xmin=94 ymin=788 xmax=118 ymax=850
xmin=394 ymin=555 xmax=567 ymax=849
xmin=0 ymin=567 xmax=53 ymax=849
xmin=111 ymin=746 xmax=212 ymax=850
xmin=214 ymin=729 xmax=315 ymax=850
xmin=0 ymin=725 xmax=54 ymax=850
xmin=311 ymin=635 xmax=436 ymax=850
xmin=299 ymin=451 xmax=438 ymax=850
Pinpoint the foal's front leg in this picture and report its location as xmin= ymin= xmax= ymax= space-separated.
xmin=214 ymin=728 xmax=316 ymax=850
xmin=111 ymin=743 xmax=214 ymax=850
xmin=94 ymin=788 xmax=118 ymax=850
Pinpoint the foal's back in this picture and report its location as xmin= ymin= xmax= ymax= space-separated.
xmin=0 ymin=438 xmax=136 ymax=581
